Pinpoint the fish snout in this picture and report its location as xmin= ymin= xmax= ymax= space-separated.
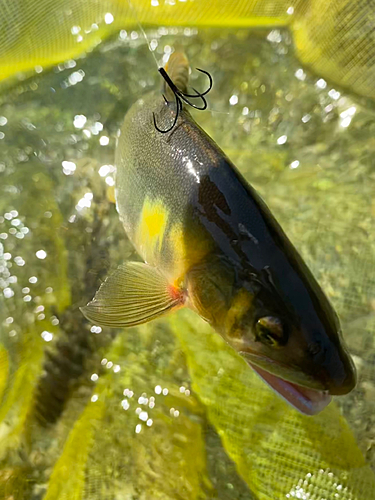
xmin=308 ymin=340 xmax=357 ymax=396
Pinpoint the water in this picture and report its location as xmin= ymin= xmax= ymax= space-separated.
xmin=1 ymin=26 xmax=375 ymax=498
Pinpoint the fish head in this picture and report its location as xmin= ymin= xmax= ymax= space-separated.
xmin=187 ymin=254 xmax=356 ymax=415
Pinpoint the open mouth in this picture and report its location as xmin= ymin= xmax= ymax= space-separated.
xmin=249 ymin=363 xmax=331 ymax=415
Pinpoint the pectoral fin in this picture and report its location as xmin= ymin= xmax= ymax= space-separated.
xmin=80 ymin=262 xmax=185 ymax=328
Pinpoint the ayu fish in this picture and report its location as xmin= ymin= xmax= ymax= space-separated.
xmin=82 ymin=53 xmax=356 ymax=415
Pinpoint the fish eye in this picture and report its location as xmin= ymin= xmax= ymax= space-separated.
xmin=255 ymin=316 xmax=286 ymax=348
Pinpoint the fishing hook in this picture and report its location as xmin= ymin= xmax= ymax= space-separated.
xmin=153 ymin=67 xmax=213 ymax=134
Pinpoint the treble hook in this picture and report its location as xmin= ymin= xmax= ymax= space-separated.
xmin=153 ymin=67 xmax=213 ymax=134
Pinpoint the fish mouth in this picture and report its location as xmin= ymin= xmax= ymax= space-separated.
xmin=250 ymin=363 xmax=331 ymax=415
xmin=240 ymin=352 xmax=331 ymax=416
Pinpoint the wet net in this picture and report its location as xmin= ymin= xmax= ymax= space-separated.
xmin=1 ymin=1 xmax=375 ymax=499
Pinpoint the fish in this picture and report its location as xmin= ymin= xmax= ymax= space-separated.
xmin=81 ymin=52 xmax=356 ymax=415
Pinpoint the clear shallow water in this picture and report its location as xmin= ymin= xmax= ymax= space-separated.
xmin=1 ymin=26 xmax=375 ymax=498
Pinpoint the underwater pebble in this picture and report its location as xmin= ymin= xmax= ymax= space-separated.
xmin=351 ymin=355 xmax=364 ymax=372
xmin=361 ymin=381 xmax=375 ymax=402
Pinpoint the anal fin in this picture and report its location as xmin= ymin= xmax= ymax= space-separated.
xmin=80 ymin=262 xmax=185 ymax=328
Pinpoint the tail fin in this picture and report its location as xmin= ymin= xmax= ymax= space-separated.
xmin=164 ymin=52 xmax=189 ymax=100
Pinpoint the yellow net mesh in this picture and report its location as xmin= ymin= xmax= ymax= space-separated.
xmin=293 ymin=0 xmax=375 ymax=101
xmin=0 ymin=0 xmax=375 ymax=100
xmin=1 ymin=1 xmax=375 ymax=499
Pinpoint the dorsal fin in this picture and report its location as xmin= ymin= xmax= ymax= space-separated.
xmin=164 ymin=52 xmax=189 ymax=101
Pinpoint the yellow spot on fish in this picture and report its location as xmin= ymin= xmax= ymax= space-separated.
xmin=136 ymin=198 xmax=168 ymax=261
xmin=169 ymin=222 xmax=213 ymax=279
xmin=169 ymin=223 xmax=186 ymax=264
xmin=225 ymin=288 xmax=253 ymax=338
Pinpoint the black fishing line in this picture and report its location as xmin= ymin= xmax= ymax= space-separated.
xmin=153 ymin=67 xmax=213 ymax=133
